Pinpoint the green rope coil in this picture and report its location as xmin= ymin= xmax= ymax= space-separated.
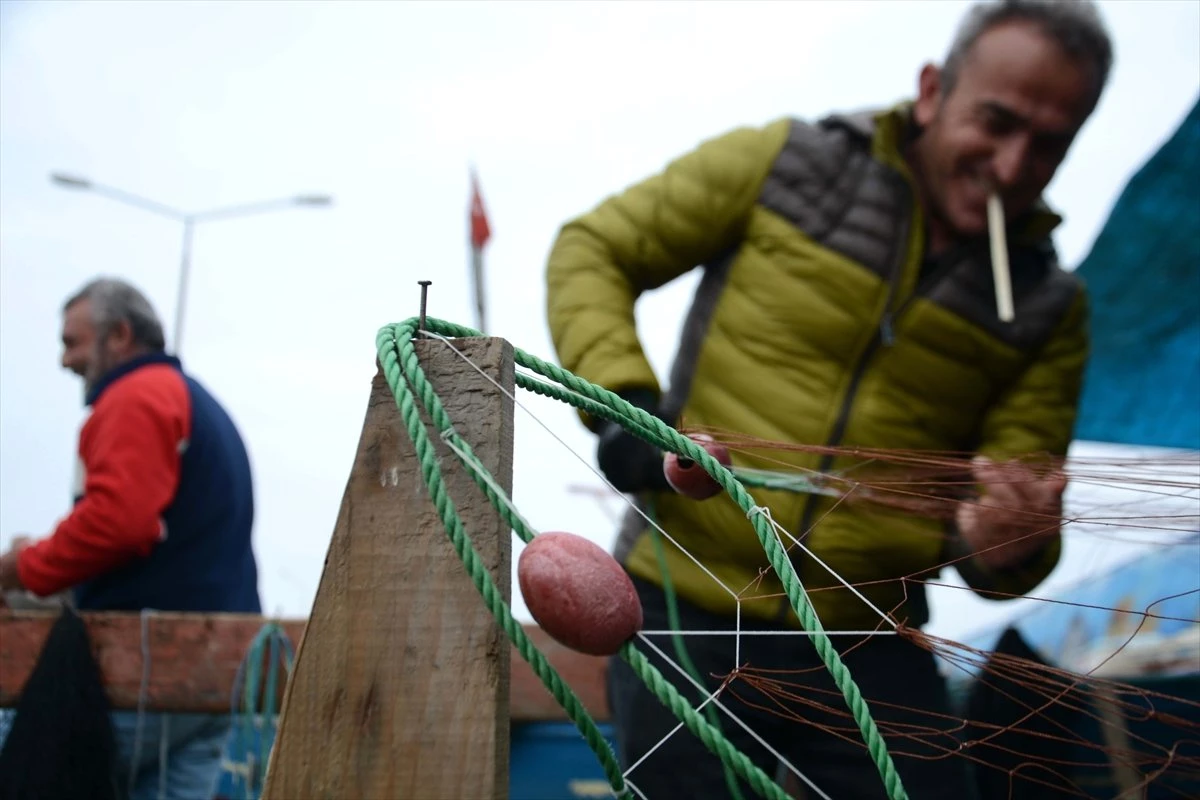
xmin=375 ymin=316 xmax=908 ymax=800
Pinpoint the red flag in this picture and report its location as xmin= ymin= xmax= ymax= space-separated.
xmin=469 ymin=171 xmax=491 ymax=250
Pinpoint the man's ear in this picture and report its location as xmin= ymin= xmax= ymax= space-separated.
xmin=913 ymin=62 xmax=943 ymax=127
xmin=107 ymin=320 xmax=135 ymax=351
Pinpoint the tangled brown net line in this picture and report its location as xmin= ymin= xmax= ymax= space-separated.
xmin=673 ymin=427 xmax=1200 ymax=799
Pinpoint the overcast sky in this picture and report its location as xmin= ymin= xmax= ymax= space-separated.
xmin=1 ymin=0 xmax=1197 ymax=643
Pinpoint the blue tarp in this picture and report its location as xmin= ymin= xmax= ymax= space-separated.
xmin=1073 ymin=96 xmax=1200 ymax=450
xmin=951 ymin=532 xmax=1200 ymax=678
xmin=946 ymin=534 xmax=1200 ymax=800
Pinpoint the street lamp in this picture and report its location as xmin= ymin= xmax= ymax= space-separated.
xmin=49 ymin=172 xmax=333 ymax=356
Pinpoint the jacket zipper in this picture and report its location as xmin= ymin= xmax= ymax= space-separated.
xmin=774 ymin=181 xmax=915 ymax=622
xmin=773 ymin=234 xmax=982 ymax=623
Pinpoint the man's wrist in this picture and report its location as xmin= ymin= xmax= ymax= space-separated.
xmin=952 ymin=526 xmax=1056 ymax=572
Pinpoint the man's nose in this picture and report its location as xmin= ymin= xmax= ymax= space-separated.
xmin=990 ymin=136 xmax=1032 ymax=190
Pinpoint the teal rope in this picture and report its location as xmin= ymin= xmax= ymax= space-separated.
xmin=228 ymin=622 xmax=295 ymax=800
xmin=376 ymin=316 xmax=908 ymax=800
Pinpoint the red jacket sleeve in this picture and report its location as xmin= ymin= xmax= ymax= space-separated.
xmin=17 ymin=366 xmax=191 ymax=596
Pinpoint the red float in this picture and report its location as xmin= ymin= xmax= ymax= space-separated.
xmin=663 ymin=433 xmax=732 ymax=500
xmin=517 ymin=531 xmax=642 ymax=656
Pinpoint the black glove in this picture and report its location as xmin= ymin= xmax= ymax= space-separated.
xmin=595 ymin=388 xmax=673 ymax=494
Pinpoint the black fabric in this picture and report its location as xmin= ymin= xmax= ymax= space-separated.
xmin=964 ymin=626 xmax=1083 ymax=800
xmin=607 ymin=575 xmax=978 ymax=800
xmin=0 ymin=607 xmax=120 ymax=800
xmin=596 ymin=388 xmax=673 ymax=494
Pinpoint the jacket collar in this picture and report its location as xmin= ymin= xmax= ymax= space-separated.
xmin=85 ymin=351 xmax=181 ymax=407
xmin=824 ymin=101 xmax=1064 ymax=245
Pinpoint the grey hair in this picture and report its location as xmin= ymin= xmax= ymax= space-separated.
xmin=64 ymin=277 xmax=166 ymax=352
xmin=943 ymin=0 xmax=1114 ymax=111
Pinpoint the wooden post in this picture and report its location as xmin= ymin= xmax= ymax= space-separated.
xmin=261 ymin=337 xmax=515 ymax=800
xmin=0 ymin=612 xmax=610 ymax=722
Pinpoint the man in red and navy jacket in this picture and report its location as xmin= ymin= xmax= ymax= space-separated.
xmin=1 ymin=278 xmax=260 ymax=614
xmin=0 ymin=277 xmax=260 ymax=799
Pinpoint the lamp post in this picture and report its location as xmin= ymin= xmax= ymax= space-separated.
xmin=50 ymin=172 xmax=332 ymax=356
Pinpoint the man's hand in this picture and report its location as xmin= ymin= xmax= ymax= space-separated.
xmin=0 ymin=536 xmax=33 ymax=593
xmin=955 ymin=456 xmax=1067 ymax=570
xmin=596 ymin=389 xmax=672 ymax=495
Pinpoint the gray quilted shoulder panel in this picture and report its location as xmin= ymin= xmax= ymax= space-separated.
xmin=758 ymin=115 xmax=909 ymax=279
xmin=758 ymin=112 xmax=1078 ymax=352
xmin=926 ymin=242 xmax=1082 ymax=350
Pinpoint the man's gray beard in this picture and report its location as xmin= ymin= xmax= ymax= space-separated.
xmin=81 ymin=348 xmax=114 ymax=402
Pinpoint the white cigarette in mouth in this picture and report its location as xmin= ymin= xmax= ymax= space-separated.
xmin=987 ymin=191 xmax=1015 ymax=322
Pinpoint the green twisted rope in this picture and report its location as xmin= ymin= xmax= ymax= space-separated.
xmin=376 ymin=316 xmax=908 ymax=800
xmin=376 ymin=321 xmax=633 ymax=799
xmin=377 ymin=318 xmax=795 ymax=800
xmin=377 ymin=319 xmax=792 ymax=800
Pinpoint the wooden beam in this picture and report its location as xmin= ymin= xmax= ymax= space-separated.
xmin=0 ymin=609 xmax=303 ymax=714
xmin=262 ymin=338 xmax=516 ymax=800
xmin=1 ymin=611 xmax=609 ymax=722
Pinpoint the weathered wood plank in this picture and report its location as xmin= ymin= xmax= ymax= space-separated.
xmin=262 ymin=338 xmax=515 ymax=800
xmin=0 ymin=610 xmax=610 ymax=721
xmin=0 ymin=609 xmax=302 ymax=713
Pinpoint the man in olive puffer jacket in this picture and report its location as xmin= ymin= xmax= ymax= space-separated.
xmin=544 ymin=1 xmax=1114 ymax=798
